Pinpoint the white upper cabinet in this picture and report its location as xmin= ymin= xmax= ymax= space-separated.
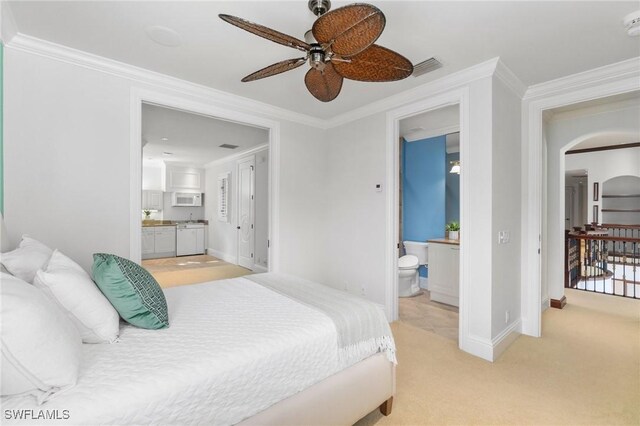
xmin=164 ymin=165 xmax=204 ymax=193
xmin=142 ymin=190 xmax=163 ymax=211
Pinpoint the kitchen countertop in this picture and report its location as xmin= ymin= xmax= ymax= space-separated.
xmin=427 ymin=238 xmax=460 ymax=246
xmin=142 ymin=220 xmax=209 ymax=227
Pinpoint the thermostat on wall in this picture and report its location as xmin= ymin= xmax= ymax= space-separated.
xmin=375 ymin=184 xmax=382 ymax=192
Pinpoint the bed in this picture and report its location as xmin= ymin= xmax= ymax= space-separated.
xmin=1 ymin=273 xmax=396 ymax=425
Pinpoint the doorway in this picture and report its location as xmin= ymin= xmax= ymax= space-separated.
xmin=129 ymin=88 xmax=281 ymax=273
xmin=385 ymin=88 xmax=469 ymax=350
xmin=396 ymin=106 xmax=461 ymax=341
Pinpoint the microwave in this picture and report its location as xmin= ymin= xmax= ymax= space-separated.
xmin=171 ymin=192 xmax=202 ymax=207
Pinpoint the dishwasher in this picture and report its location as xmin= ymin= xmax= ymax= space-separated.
xmin=176 ymin=223 xmax=205 ymax=256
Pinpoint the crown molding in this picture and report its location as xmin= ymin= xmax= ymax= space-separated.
xmin=204 ymin=143 xmax=269 ymax=168
xmin=325 ymin=57 xmax=500 ymax=128
xmin=524 ymin=56 xmax=640 ymax=101
xmin=0 ymin=1 xmax=18 ymax=44
xmin=548 ymin=96 xmax=640 ymax=122
xmin=6 ymin=33 xmax=327 ymax=129
xmin=494 ymin=59 xmax=527 ymax=98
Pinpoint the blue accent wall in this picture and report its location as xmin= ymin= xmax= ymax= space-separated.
xmin=446 ymin=152 xmax=460 ymax=224
xmin=402 ymin=135 xmax=446 ymax=277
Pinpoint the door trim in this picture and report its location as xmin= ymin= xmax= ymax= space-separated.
xmin=236 ymin=156 xmax=255 ymax=269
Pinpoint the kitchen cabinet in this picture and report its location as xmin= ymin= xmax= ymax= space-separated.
xmin=142 ymin=190 xmax=163 ymax=211
xmin=141 ymin=226 xmax=176 ymax=259
xmin=154 ymin=226 xmax=176 ymax=254
xmin=141 ymin=228 xmax=155 ymax=255
xmin=164 ymin=165 xmax=204 ymax=193
xmin=427 ymin=239 xmax=460 ymax=307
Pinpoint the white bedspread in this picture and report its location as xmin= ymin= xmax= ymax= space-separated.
xmin=2 ymin=278 xmax=354 ymax=425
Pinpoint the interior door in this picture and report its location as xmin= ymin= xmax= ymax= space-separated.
xmin=237 ymin=157 xmax=255 ymax=269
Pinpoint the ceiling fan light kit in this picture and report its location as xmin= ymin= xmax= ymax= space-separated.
xmin=219 ymin=2 xmax=414 ymax=102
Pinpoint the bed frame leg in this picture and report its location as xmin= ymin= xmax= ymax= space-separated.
xmin=379 ymin=397 xmax=393 ymax=416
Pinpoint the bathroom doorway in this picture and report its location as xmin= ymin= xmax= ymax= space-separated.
xmin=396 ymin=105 xmax=461 ymax=342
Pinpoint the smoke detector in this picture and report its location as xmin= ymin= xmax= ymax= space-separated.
xmin=623 ymin=10 xmax=640 ymax=36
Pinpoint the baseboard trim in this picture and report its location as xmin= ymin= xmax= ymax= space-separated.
xmin=541 ymin=296 xmax=550 ymax=312
xmin=459 ymin=333 xmax=494 ymax=362
xmin=491 ymin=319 xmax=522 ymax=361
xmin=252 ymin=264 xmax=268 ymax=273
xmin=550 ymin=296 xmax=567 ymax=309
xmin=207 ymin=248 xmax=237 ymax=264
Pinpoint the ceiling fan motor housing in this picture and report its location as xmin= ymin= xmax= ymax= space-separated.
xmin=309 ymin=44 xmax=326 ymax=71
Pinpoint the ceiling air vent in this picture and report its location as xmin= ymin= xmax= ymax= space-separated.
xmin=412 ymin=57 xmax=442 ymax=77
xmin=219 ymin=144 xmax=239 ymax=149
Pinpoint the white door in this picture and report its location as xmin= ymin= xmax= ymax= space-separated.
xmin=237 ymin=157 xmax=255 ymax=269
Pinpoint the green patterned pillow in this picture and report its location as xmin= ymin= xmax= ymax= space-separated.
xmin=92 ymin=253 xmax=169 ymax=329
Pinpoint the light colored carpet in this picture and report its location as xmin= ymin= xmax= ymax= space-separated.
xmin=357 ymin=289 xmax=640 ymax=425
xmin=142 ymin=255 xmax=252 ymax=288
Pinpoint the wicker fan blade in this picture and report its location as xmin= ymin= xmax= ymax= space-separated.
xmin=304 ymin=63 xmax=344 ymax=102
xmin=312 ymin=4 xmax=385 ymax=57
xmin=219 ymin=14 xmax=310 ymax=52
xmin=242 ymin=57 xmax=307 ymax=82
xmin=332 ymin=45 xmax=413 ymax=82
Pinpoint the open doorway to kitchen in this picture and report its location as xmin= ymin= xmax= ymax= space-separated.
xmin=395 ymin=103 xmax=462 ymax=343
xmin=133 ymin=98 xmax=273 ymax=288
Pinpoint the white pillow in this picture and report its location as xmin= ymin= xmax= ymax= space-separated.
xmin=1 ymin=273 xmax=82 ymax=403
xmin=1 ymin=236 xmax=53 ymax=283
xmin=33 ymin=250 xmax=120 ymax=344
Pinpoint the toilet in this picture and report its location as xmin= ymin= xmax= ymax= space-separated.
xmin=398 ymin=241 xmax=429 ymax=297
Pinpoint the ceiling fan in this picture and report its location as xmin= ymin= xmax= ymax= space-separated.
xmin=219 ymin=0 xmax=413 ymax=102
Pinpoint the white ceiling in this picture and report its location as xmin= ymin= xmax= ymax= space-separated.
xmin=7 ymin=1 xmax=640 ymax=119
xmin=142 ymin=103 xmax=269 ymax=166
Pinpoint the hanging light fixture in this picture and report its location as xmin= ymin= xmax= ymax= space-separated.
xmin=449 ymin=161 xmax=460 ymax=174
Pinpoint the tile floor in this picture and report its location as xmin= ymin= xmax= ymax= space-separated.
xmin=398 ymin=290 xmax=459 ymax=341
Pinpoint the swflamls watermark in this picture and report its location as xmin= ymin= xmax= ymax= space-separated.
xmin=4 ymin=409 xmax=70 ymax=421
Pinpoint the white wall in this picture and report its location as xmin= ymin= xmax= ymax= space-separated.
xmin=5 ymin=48 xmax=132 ymax=267
xmin=204 ymin=149 xmax=270 ymax=267
xmin=3 ymin=47 xmax=327 ymax=278
xmin=565 ymin=148 xmax=640 ymax=224
xmin=545 ymin=101 xmax=640 ymax=300
xmin=323 ymin=113 xmax=388 ymax=301
xmin=491 ymin=76 xmax=522 ymax=338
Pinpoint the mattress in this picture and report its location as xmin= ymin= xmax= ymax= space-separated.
xmin=2 ymin=276 xmax=387 ymax=425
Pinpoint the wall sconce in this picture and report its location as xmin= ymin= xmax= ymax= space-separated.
xmin=449 ymin=161 xmax=460 ymax=174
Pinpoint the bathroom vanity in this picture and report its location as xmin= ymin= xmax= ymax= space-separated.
xmin=427 ymin=238 xmax=460 ymax=307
